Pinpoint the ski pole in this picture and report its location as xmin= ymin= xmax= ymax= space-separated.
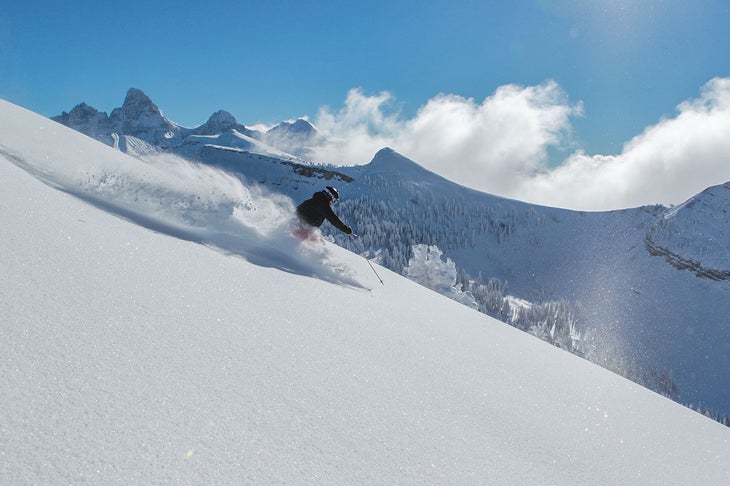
xmin=350 ymin=234 xmax=384 ymax=286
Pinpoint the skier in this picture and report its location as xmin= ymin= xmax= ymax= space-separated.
xmin=295 ymin=186 xmax=352 ymax=239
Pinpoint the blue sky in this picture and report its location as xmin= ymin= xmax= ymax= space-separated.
xmin=3 ymin=0 xmax=730 ymax=209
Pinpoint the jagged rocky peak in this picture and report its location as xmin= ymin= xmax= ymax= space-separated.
xmin=50 ymin=88 xmax=323 ymax=156
xmin=110 ymin=88 xmax=165 ymax=126
xmin=51 ymin=102 xmax=110 ymax=137
xmin=53 ymin=101 xmax=105 ymax=122
xmin=124 ymin=88 xmax=159 ymax=114
xmin=66 ymin=102 xmax=103 ymax=120
xmin=106 ymin=88 xmax=182 ymax=146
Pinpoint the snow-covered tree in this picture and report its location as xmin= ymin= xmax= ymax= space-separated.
xmin=403 ymin=244 xmax=478 ymax=309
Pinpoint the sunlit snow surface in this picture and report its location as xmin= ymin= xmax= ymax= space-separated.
xmin=1 ymin=99 xmax=729 ymax=484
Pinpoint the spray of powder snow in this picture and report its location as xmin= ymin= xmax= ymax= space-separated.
xmin=84 ymin=153 xmax=365 ymax=286
xmin=75 ymin=152 xmax=291 ymax=238
xmin=9 ymin=144 xmax=364 ymax=286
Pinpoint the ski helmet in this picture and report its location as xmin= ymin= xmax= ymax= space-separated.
xmin=324 ymin=186 xmax=340 ymax=201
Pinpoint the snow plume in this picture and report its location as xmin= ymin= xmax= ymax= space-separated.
xmin=90 ymin=154 xmax=294 ymax=235
xmin=1 ymin=100 xmax=365 ymax=286
xmin=311 ymin=77 xmax=730 ymax=210
xmin=15 ymin=144 xmax=297 ymax=247
xmin=85 ymin=158 xmax=354 ymax=280
xmin=70 ymin=153 xmax=365 ymax=286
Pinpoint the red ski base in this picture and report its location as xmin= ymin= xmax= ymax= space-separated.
xmin=292 ymin=228 xmax=324 ymax=243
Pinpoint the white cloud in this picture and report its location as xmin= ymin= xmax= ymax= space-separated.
xmin=310 ymin=77 xmax=730 ymax=210
xmin=394 ymin=81 xmax=580 ymax=196
xmin=522 ymin=77 xmax=730 ymax=209
xmin=311 ymin=88 xmax=400 ymax=164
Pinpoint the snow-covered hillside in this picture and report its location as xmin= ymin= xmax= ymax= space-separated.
xmin=328 ymin=149 xmax=730 ymax=420
xmin=646 ymin=182 xmax=730 ymax=281
xmin=3 ymin=99 xmax=729 ymax=484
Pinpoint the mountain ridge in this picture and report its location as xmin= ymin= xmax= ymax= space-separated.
xmin=52 ymin=87 xmax=320 ymax=157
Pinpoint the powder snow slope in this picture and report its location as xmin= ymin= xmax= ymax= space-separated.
xmin=1 ymin=98 xmax=729 ymax=484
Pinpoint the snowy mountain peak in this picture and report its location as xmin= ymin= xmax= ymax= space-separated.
xmin=61 ymin=101 xmax=102 ymax=121
xmin=112 ymin=88 xmax=163 ymax=123
xmin=193 ymin=109 xmax=242 ymax=135
xmin=366 ymin=147 xmax=459 ymax=190
xmin=262 ymin=118 xmax=321 ymax=157
xmin=51 ymin=102 xmax=110 ymax=138
xmin=120 ymin=88 xmax=160 ymax=117
xmin=106 ymin=88 xmax=183 ymax=147
xmin=369 ymin=147 xmax=425 ymax=173
xmin=208 ymin=109 xmax=238 ymax=129
xmin=268 ymin=118 xmax=317 ymax=136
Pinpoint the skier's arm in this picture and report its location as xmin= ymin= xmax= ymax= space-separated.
xmin=324 ymin=207 xmax=352 ymax=234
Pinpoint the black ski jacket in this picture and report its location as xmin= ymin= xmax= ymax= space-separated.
xmin=296 ymin=191 xmax=352 ymax=234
